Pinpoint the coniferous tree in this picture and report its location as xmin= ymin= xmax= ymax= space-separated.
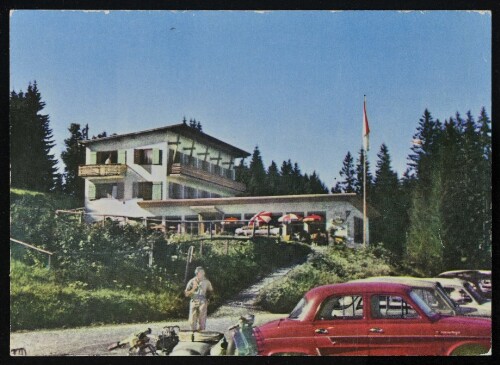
xmin=61 ymin=123 xmax=86 ymax=199
xmin=335 ymin=151 xmax=356 ymax=193
xmin=477 ymin=108 xmax=492 ymax=265
xmin=247 ymin=146 xmax=267 ymax=196
xmin=354 ymin=148 xmax=373 ymax=196
xmin=406 ymin=168 xmax=444 ymax=275
xmin=405 ymin=108 xmax=491 ymax=273
xmin=371 ymin=144 xmax=404 ymax=257
xmin=407 ymin=109 xmax=442 ymax=183
xmin=10 ymin=82 xmax=58 ymax=192
xmin=235 ymin=158 xmax=250 ymax=195
xmin=279 ymin=159 xmax=294 ymax=195
xmin=306 ymin=171 xmax=329 ymax=194
xmin=266 ymin=161 xmax=280 ymax=195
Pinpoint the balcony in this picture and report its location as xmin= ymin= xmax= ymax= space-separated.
xmin=78 ymin=164 xmax=127 ymax=178
xmin=169 ymin=163 xmax=246 ymax=193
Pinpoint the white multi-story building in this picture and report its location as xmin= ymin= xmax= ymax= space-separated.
xmin=79 ymin=122 xmax=374 ymax=244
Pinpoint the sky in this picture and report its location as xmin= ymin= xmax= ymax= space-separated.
xmin=10 ymin=10 xmax=491 ymax=189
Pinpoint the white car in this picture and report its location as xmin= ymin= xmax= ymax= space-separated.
xmin=426 ymin=277 xmax=491 ymax=317
xmin=235 ymin=226 xmax=280 ymax=236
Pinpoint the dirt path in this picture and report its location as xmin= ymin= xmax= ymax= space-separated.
xmin=10 ymin=260 xmax=303 ymax=356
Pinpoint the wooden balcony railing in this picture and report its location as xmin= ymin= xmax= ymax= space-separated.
xmin=169 ymin=163 xmax=246 ymax=192
xmin=78 ymin=164 xmax=127 ymax=178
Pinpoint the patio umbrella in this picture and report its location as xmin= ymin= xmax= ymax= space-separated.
xmin=249 ymin=212 xmax=272 ymax=226
xmin=278 ymin=213 xmax=302 ymax=223
xmin=222 ymin=217 xmax=239 ymax=225
xmin=303 ymin=214 xmax=323 ymax=223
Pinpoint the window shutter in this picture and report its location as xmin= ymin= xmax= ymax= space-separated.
xmin=152 ymin=182 xmax=162 ymax=200
xmin=88 ymin=183 xmax=96 ymax=200
xmin=118 ymin=150 xmax=127 ymax=164
xmin=89 ymin=151 xmax=97 ymax=165
xmin=152 ymin=148 xmax=161 ymax=165
xmin=134 ymin=149 xmax=141 ymax=164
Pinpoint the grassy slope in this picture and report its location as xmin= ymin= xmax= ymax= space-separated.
xmin=10 ymin=189 xmax=311 ymax=330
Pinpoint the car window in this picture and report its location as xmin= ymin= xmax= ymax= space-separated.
xmin=463 ymin=282 xmax=488 ymax=304
xmin=411 ymin=288 xmax=455 ymax=315
xmin=371 ymin=295 xmax=419 ymax=319
xmin=316 ymin=295 xmax=363 ymax=320
xmin=289 ymin=297 xmax=309 ymax=320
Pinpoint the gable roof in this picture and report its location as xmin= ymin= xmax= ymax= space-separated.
xmin=80 ymin=123 xmax=250 ymax=158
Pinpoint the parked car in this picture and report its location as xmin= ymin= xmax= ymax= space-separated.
xmin=426 ymin=277 xmax=491 ymax=317
xmin=235 ymin=226 xmax=280 ymax=236
xmin=254 ymin=282 xmax=491 ymax=356
xmin=348 ymin=276 xmax=477 ymax=316
xmin=438 ymin=270 xmax=491 ymax=299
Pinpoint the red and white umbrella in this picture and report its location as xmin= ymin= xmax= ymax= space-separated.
xmin=249 ymin=211 xmax=272 ymax=226
xmin=278 ymin=213 xmax=302 ymax=223
xmin=303 ymin=214 xmax=323 ymax=223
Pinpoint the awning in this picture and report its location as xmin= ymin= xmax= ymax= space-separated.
xmin=189 ymin=205 xmax=223 ymax=214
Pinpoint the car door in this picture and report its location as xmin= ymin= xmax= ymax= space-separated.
xmin=367 ymin=293 xmax=440 ymax=355
xmin=313 ymin=294 xmax=370 ymax=355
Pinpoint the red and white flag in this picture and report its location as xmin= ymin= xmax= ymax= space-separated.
xmin=363 ymin=97 xmax=370 ymax=152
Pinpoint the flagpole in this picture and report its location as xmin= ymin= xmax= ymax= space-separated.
xmin=363 ymin=95 xmax=367 ymax=248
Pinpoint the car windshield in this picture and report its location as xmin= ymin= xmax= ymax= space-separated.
xmin=409 ymin=288 xmax=451 ymax=316
xmin=289 ymin=297 xmax=309 ymax=320
xmin=463 ymin=282 xmax=488 ymax=305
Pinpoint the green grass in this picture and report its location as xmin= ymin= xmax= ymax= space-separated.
xmin=10 ymin=189 xmax=312 ymax=330
xmin=10 ymin=188 xmax=82 ymax=210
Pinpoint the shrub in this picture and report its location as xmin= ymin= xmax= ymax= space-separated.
xmin=256 ymin=245 xmax=395 ymax=313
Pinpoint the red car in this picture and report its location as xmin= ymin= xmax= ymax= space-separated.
xmin=254 ymin=282 xmax=491 ymax=356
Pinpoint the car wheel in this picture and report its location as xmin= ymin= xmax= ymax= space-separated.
xmin=450 ymin=344 xmax=489 ymax=356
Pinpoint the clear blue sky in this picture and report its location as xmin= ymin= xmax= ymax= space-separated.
xmin=10 ymin=10 xmax=491 ymax=188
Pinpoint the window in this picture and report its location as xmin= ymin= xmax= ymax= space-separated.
xmin=95 ymin=151 xmax=118 ymax=164
xmin=134 ymin=148 xmax=162 ymax=165
xmin=354 ymin=217 xmax=363 ymax=243
xmin=317 ymin=295 xmax=364 ymax=320
xmin=213 ymin=165 xmax=221 ymax=176
xmin=185 ymin=186 xmax=197 ymax=199
xmin=289 ymin=297 xmax=310 ymax=320
xmin=93 ymin=183 xmax=124 ymax=199
xmin=371 ymin=295 xmax=419 ymax=319
xmin=201 ymin=160 xmax=210 ymax=172
xmin=133 ymin=182 xmax=153 ymax=200
xmin=168 ymin=182 xmax=183 ymax=199
xmin=199 ymin=190 xmax=210 ymax=198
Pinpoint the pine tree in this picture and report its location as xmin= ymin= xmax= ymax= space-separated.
xmin=61 ymin=123 xmax=86 ymax=199
xmin=266 ymin=161 xmax=280 ymax=195
xmin=247 ymin=146 xmax=267 ymax=196
xmin=291 ymin=162 xmax=304 ymax=194
xmin=476 ymin=108 xmax=492 ymax=266
xmin=354 ymin=148 xmax=373 ymax=196
xmin=406 ymin=168 xmax=444 ymax=275
xmin=336 ymin=151 xmax=356 ymax=193
xmin=371 ymin=144 xmax=405 ymax=257
xmin=235 ymin=158 xmax=250 ymax=195
xmin=407 ymin=109 xmax=442 ymax=182
xmin=10 ymin=82 xmax=58 ymax=192
xmin=279 ymin=159 xmax=294 ymax=195
xmin=307 ymin=171 xmax=328 ymax=194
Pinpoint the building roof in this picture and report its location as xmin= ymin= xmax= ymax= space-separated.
xmin=138 ymin=193 xmax=380 ymax=218
xmin=80 ymin=123 xmax=251 ymax=158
